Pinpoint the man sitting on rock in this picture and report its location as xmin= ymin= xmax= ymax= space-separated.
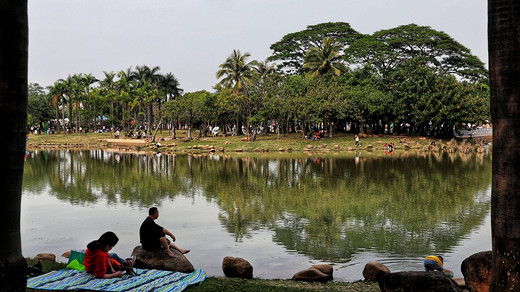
xmin=139 ymin=207 xmax=190 ymax=257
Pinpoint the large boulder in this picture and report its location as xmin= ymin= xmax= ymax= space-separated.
xmin=379 ymin=271 xmax=462 ymax=292
xmin=461 ymin=251 xmax=492 ymax=292
xmin=311 ymin=264 xmax=333 ymax=277
xmin=34 ymin=253 xmax=56 ymax=262
xmin=222 ymin=256 xmax=253 ymax=279
xmin=131 ymin=246 xmax=194 ymax=273
xmin=292 ymin=268 xmax=331 ymax=283
xmin=363 ymin=262 xmax=390 ymax=281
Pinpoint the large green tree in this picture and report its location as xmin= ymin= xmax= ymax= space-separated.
xmin=0 ymin=0 xmax=28 ymax=289
xmin=27 ymin=83 xmax=53 ymax=131
xmin=269 ymin=22 xmax=362 ymax=74
xmin=489 ymin=0 xmax=520 ymax=290
xmin=345 ymin=24 xmax=488 ymax=82
xmin=389 ymin=60 xmax=489 ymax=136
xmin=171 ymin=90 xmax=212 ymax=139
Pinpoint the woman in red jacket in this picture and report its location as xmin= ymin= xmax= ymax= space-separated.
xmin=83 ymin=231 xmax=124 ymax=279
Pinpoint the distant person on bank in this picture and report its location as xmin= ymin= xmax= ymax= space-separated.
xmin=424 ymin=255 xmax=444 ymax=271
xmin=139 ymin=207 xmax=190 ymax=257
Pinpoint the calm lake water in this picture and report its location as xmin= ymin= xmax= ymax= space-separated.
xmin=21 ymin=150 xmax=492 ymax=281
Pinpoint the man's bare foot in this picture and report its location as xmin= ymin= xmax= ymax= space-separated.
xmin=180 ymin=249 xmax=190 ymax=254
xmin=164 ymin=250 xmax=175 ymax=258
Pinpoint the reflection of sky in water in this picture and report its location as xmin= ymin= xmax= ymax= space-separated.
xmin=22 ymin=184 xmax=491 ymax=281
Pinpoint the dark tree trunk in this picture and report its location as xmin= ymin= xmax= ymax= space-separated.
xmin=0 ymin=0 xmax=29 ymax=289
xmin=489 ymin=0 xmax=520 ymax=290
xmin=55 ymin=101 xmax=60 ymax=134
xmin=252 ymin=123 xmax=257 ymax=141
xmin=87 ymin=97 xmax=91 ymax=132
xmin=68 ymin=99 xmax=73 ymax=132
xmin=110 ymin=99 xmax=114 ymax=130
xmin=221 ymin=121 xmax=227 ymax=137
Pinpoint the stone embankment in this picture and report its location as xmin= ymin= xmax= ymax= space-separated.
xmin=26 ymin=135 xmax=492 ymax=155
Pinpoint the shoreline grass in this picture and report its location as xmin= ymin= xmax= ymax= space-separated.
xmin=26 ymin=131 xmax=489 ymax=156
xmin=26 ymin=258 xmax=379 ymax=292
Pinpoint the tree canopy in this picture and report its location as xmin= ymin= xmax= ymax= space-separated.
xmin=269 ymin=22 xmax=362 ymax=74
xmin=33 ymin=22 xmax=490 ymax=139
xmin=345 ymin=24 xmax=488 ymax=82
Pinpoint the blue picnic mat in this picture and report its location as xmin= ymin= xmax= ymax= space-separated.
xmin=27 ymin=268 xmax=206 ymax=291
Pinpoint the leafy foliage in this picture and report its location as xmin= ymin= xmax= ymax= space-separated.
xmin=269 ymin=22 xmax=362 ymax=74
xmin=216 ymin=50 xmax=258 ymax=93
xmin=27 ymin=83 xmax=53 ymax=129
xmin=303 ymin=37 xmax=347 ymax=77
xmin=35 ymin=22 xmax=490 ymax=139
xmin=345 ymin=24 xmax=488 ymax=82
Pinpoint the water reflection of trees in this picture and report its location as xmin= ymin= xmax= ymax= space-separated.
xmin=23 ymin=150 xmax=491 ymax=261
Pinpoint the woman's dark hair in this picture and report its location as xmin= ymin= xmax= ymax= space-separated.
xmin=87 ymin=231 xmax=119 ymax=250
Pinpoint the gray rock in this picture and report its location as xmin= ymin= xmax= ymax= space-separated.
xmin=131 ymin=246 xmax=194 ymax=273
xmin=379 ymin=271 xmax=462 ymax=292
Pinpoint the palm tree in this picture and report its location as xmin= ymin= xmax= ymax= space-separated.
xmin=131 ymin=65 xmax=163 ymax=132
xmin=302 ymin=37 xmax=347 ymax=77
xmin=160 ymin=72 xmax=183 ymax=101
xmin=216 ymin=50 xmax=258 ymax=93
xmin=100 ymin=71 xmax=117 ymax=130
xmin=61 ymin=74 xmax=83 ymax=133
xmin=254 ymin=59 xmax=277 ymax=79
xmin=48 ymin=81 xmax=66 ymax=133
xmin=155 ymin=73 xmax=182 ymax=135
xmin=81 ymin=73 xmax=98 ymax=132
xmin=132 ymin=65 xmax=162 ymax=87
xmin=59 ymin=75 xmax=79 ymax=132
xmin=117 ymin=70 xmax=136 ymax=132
xmin=489 ymin=0 xmax=520 ymax=290
xmin=0 ymin=0 xmax=28 ymax=289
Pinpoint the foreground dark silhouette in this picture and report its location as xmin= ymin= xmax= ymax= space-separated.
xmin=0 ymin=0 xmax=28 ymax=290
xmin=489 ymin=0 xmax=520 ymax=290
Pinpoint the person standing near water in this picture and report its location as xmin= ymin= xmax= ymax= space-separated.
xmin=355 ymin=134 xmax=360 ymax=146
xmin=139 ymin=207 xmax=190 ymax=257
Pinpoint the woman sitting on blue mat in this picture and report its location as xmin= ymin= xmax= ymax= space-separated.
xmin=84 ymin=231 xmax=125 ymax=279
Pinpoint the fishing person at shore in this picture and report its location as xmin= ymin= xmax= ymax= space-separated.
xmin=423 ymin=255 xmax=444 ymax=272
xmin=139 ymin=207 xmax=190 ymax=257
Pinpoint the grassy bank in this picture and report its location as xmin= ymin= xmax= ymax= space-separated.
xmin=26 ymin=259 xmax=379 ymax=292
xmin=26 ymin=130 xmax=484 ymax=155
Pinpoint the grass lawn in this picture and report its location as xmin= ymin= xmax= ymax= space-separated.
xmin=26 ymin=130 xmax=461 ymax=156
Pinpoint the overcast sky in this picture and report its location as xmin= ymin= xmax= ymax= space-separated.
xmin=28 ymin=0 xmax=488 ymax=93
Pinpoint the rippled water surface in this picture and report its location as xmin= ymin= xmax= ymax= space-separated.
xmin=22 ymin=150 xmax=492 ymax=281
